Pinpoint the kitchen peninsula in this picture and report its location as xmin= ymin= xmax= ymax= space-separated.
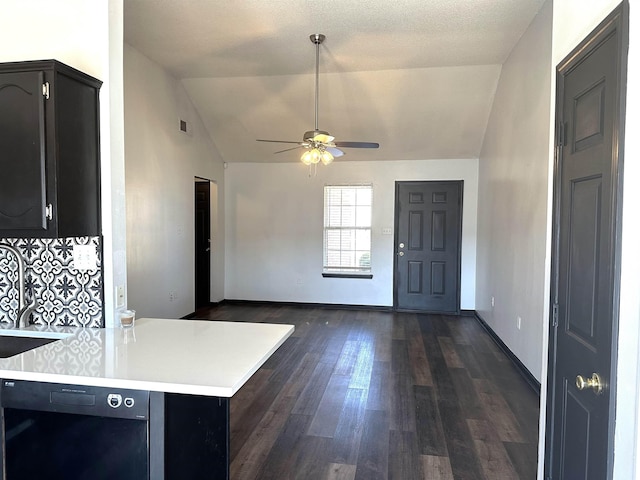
xmin=0 ymin=318 xmax=294 ymax=479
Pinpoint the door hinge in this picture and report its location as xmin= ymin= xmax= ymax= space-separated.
xmin=557 ymin=121 xmax=566 ymax=147
xmin=45 ymin=204 xmax=53 ymax=221
xmin=552 ymin=303 xmax=559 ymax=327
xmin=42 ymin=82 xmax=50 ymax=99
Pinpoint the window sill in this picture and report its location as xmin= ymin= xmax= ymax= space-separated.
xmin=322 ymin=273 xmax=373 ymax=279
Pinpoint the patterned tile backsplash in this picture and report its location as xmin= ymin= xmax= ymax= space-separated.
xmin=0 ymin=237 xmax=103 ymax=328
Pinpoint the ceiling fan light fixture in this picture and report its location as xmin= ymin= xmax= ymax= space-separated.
xmin=301 ymin=147 xmax=334 ymax=166
xmin=321 ymin=150 xmax=334 ymax=165
xmin=301 ymin=148 xmax=322 ymax=165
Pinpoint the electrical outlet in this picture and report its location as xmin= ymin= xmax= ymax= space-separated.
xmin=517 ymin=316 xmax=522 ymax=330
xmin=382 ymin=227 xmax=393 ymax=235
xmin=169 ymin=291 xmax=178 ymax=302
xmin=116 ymin=285 xmax=125 ymax=308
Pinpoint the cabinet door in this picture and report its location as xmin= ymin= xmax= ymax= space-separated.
xmin=0 ymin=71 xmax=47 ymax=231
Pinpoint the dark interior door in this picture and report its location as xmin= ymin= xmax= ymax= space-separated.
xmin=546 ymin=5 xmax=627 ymax=479
xmin=394 ymin=181 xmax=462 ymax=313
xmin=195 ymin=180 xmax=211 ymax=310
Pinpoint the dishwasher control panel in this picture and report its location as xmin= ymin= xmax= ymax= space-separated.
xmin=1 ymin=379 xmax=150 ymax=420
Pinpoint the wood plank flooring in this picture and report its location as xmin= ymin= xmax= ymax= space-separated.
xmin=194 ymin=304 xmax=539 ymax=480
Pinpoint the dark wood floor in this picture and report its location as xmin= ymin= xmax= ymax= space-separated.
xmin=194 ymin=304 xmax=539 ymax=480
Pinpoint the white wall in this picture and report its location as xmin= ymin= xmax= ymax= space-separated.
xmin=623 ymin=13 xmax=640 ymax=475
xmin=0 ymin=1 xmax=110 ymax=77
xmin=550 ymin=2 xmax=640 ymax=479
xmin=124 ymin=45 xmax=225 ymax=319
xmin=0 ymin=0 xmax=125 ymax=328
xmin=225 ymin=159 xmax=478 ymax=308
xmin=477 ymin=0 xmax=552 ymax=383
xmin=105 ymin=0 xmax=126 ymax=328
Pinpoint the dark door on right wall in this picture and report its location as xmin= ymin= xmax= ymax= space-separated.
xmin=545 ymin=5 xmax=627 ymax=479
xmin=394 ymin=181 xmax=462 ymax=313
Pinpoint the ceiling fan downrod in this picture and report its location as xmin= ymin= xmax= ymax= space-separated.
xmin=310 ymin=34 xmax=325 ymax=134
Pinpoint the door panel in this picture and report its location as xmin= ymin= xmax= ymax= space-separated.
xmin=431 ymin=211 xmax=446 ymax=250
xmin=408 ymin=211 xmax=424 ymax=249
xmin=431 ymin=261 xmax=446 ymax=295
xmin=0 ymin=71 xmax=46 ymax=231
xmin=567 ymin=176 xmax=601 ymax=343
xmin=408 ymin=261 xmax=423 ymax=294
xmin=562 ymin=386 xmax=591 ymax=479
xmin=394 ymin=181 xmax=462 ymax=313
xmin=546 ymin=5 xmax=627 ymax=479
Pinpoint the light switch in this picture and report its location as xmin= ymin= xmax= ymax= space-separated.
xmin=73 ymin=245 xmax=97 ymax=271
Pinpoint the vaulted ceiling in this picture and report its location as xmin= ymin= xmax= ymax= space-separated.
xmin=124 ymin=0 xmax=546 ymax=163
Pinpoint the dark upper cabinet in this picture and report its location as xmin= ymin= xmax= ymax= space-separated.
xmin=0 ymin=60 xmax=102 ymax=238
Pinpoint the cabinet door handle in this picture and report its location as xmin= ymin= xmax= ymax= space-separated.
xmin=45 ymin=204 xmax=53 ymax=221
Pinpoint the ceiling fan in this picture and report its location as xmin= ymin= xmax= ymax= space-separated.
xmin=257 ymin=34 xmax=379 ymax=166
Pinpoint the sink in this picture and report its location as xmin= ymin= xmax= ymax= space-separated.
xmin=0 ymin=331 xmax=71 ymax=358
xmin=0 ymin=337 xmax=58 ymax=358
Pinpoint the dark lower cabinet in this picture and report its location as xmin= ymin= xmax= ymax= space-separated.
xmin=0 ymin=60 xmax=102 ymax=238
xmin=162 ymin=393 xmax=230 ymax=480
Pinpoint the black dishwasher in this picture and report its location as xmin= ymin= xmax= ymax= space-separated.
xmin=0 ymin=379 xmax=160 ymax=480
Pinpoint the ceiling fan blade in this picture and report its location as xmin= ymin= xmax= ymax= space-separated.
xmin=334 ymin=141 xmax=380 ymax=149
xmin=273 ymin=145 xmax=307 ymax=154
xmin=326 ymin=147 xmax=345 ymax=158
xmin=257 ymin=139 xmax=302 ymax=144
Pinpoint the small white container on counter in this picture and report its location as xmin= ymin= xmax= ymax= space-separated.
xmin=119 ymin=310 xmax=136 ymax=328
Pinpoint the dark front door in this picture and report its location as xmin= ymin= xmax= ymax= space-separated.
xmin=394 ymin=181 xmax=462 ymax=313
xmin=195 ymin=180 xmax=211 ymax=310
xmin=546 ymin=5 xmax=627 ymax=479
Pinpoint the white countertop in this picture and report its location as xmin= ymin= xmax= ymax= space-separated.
xmin=0 ymin=318 xmax=294 ymax=397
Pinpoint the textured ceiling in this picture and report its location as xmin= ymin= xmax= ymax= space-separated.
xmin=124 ymin=0 xmax=546 ymax=162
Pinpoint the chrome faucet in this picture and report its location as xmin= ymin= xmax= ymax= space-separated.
xmin=0 ymin=244 xmax=38 ymax=328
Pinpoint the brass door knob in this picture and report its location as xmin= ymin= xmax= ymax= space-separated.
xmin=576 ymin=373 xmax=603 ymax=395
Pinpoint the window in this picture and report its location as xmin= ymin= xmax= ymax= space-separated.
xmin=323 ymin=185 xmax=372 ymax=277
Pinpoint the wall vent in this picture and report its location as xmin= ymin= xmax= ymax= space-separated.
xmin=179 ymin=119 xmax=188 ymax=133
